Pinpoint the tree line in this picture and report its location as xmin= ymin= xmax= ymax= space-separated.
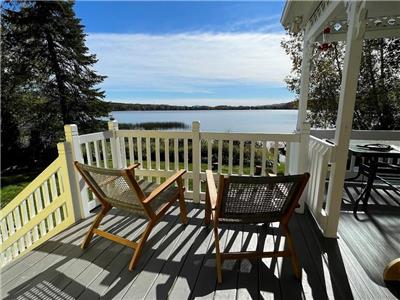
xmin=108 ymin=101 xmax=296 ymax=111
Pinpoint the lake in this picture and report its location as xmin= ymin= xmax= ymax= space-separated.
xmin=111 ymin=110 xmax=298 ymax=133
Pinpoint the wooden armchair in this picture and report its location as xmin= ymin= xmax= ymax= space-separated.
xmin=205 ymin=170 xmax=310 ymax=283
xmin=74 ymin=162 xmax=188 ymax=270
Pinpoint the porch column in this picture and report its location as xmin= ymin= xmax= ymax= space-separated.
xmin=293 ymin=32 xmax=314 ymax=213
xmin=296 ymin=36 xmax=314 ymax=131
xmin=324 ymin=1 xmax=367 ymax=237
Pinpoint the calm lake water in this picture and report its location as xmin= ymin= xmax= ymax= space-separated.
xmin=111 ymin=110 xmax=298 ymax=133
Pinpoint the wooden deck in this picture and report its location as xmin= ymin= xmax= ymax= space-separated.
xmin=1 ymin=185 xmax=399 ymax=300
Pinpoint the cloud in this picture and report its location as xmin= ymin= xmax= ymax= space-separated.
xmin=86 ymin=32 xmax=291 ymax=96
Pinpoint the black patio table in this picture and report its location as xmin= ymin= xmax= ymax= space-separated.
xmin=347 ymin=142 xmax=400 ymax=215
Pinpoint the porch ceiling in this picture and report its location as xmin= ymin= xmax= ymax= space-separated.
xmin=281 ymin=0 xmax=400 ymax=41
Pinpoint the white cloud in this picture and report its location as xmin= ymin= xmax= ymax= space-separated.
xmin=86 ymin=32 xmax=291 ymax=94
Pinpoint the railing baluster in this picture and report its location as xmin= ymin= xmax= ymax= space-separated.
xmin=174 ymin=138 xmax=179 ymax=170
xmin=184 ymin=139 xmax=189 ymax=187
xmin=128 ymin=137 xmax=134 ymax=165
xmin=239 ymin=141 xmax=244 ymax=175
xmin=156 ymin=138 xmax=161 ymax=184
xmin=20 ymin=200 xmax=32 ymax=248
xmin=27 ymin=195 xmax=39 ymax=242
xmin=50 ymin=174 xmax=59 ymax=199
xmin=6 ymin=214 xmax=19 ymax=258
xmin=137 ymin=137 xmax=143 ymax=168
xmin=228 ymin=140 xmax=233 ymax=175
xmin=120 ymin=137 xmax=127 ymax=168
xmin=94 ymin=140 xmax=101 ymax=167
xmin=101 ymin=139 xmax=108 ymax=168
xmin=262 ymin=141 xmax=267 ymax=176
xmin=136 ymin=137 xmax=143 ymax=180
xmin=12 ymin=207 xmax=25 ymax=254
xmin=165 ymin=138 xmax=170 ymax=171
xmin=43 ymin=181 xmax=54 ymax=231
xmin=34 ymin=188 xmax=47 ymax=237
xmin=250 ymin=141 xmax=255 ymax=175
xmin=218 ymin=140 xmax=223 ymax=174
xmin=85 ymin=142 xmax=92 ymax=165
xmin=146 ymin=137 xmax=152 ymax=181
xmin=273 ymin=141 xmax=279 ymax=174
xmin=285 ymin=142 xmax=291 ymax=175
xmin=207 ymin=139 xmax=212 ymax=171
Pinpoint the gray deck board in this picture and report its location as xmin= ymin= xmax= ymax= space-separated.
xmin=1 ymin=185 xmax=399 ymax=300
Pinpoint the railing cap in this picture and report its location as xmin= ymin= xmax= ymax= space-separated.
xmin=192 ymin=121 xmax=200 ymax=132
xmin=108 ymin=120 xmax=119 ymax=130
xmin=64 ymin=124 xmax=78 ymax=136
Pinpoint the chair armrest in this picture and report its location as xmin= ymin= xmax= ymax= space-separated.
xmin=126 ymin=163 xmax=140 ymax=172
xmin=143 ymin=169 xmax=186 ymax=204
xmin=206 ymin=170 xmax=218 ymax=210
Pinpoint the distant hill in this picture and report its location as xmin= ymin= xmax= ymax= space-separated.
xmin=108 ymin=101 xmax=297 ymax=111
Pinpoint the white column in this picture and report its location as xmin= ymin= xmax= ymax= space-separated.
xmin=324 ymin=1 xmax=367 ymax=238
xmin=295 ymin=122 xmax=310 ymax=213
xmin=296 ymin=36 xmax=314 ymax=131
xmin=108 ymin=120 xmax=122 ymax=169
xmin=191 ymin=121 xmax=201 ymax=203
xmin=64 ymin=124 xmax=89 ymax=219
xmin=294 ymin=31 xmax=313 ymax=214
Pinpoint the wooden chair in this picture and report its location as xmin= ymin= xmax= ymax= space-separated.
xmin=205 ymin=170 xmax=310 ymax=283
xmin=74 ymin=162 xmax=188 ymax=270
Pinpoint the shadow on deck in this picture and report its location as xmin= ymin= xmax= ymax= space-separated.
xmin=1 ymin=185 xmax=399 ymax=299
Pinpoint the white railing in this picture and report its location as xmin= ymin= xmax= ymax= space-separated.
xmin=310 ymin=129 xmax=400 ymax=176
xmin=65 ymin=121 xmax=302 ymax=217
xmin=198 ymin=131 xmax=300 ymax=200
xmin=306 ymin=136 xmax=336 ymax=231
xmin=0 ymin=143 xmax=77 ymax=267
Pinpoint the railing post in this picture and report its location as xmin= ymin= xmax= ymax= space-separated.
xmin=64 ymin=124 xmax=90 ymax=219
xmin=108 ymin=120 xmax=122 ymax=169
xmin=57 ymin=142 xmax=78 ymax=222
xmin=192 ymin=121 xmax=201 ymax=203
xmin=295 ymin=122 xmax=311 ymax=213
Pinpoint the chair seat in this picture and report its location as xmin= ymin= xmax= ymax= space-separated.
xmin=106 ymin=179 xmax=179 ymax=216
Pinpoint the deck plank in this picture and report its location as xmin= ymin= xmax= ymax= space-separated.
xmin=143 ymin=208 xmax=204 ymax=299
xmin=167 ymin=217 xmax=213 ymax=299
xmin=99 ymin=206 xmax=181 ymax=299
xmin=258 ymin=223 xmax=282 ymax=299
xmin=122 ymin=207 xmax=199 ymax=299
xmin=213 ymin=224 xmax=242 ymax=299
xmin=236 ymin=225 xmax=259 ymax=300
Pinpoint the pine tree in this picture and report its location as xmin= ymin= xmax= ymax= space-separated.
xmin=1 ymin=1 xmax=110 ymax=169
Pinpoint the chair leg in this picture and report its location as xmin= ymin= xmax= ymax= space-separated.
xmin=177 ymin=178 xmax=188 ymax=225
xmin=81 ymin=205 xmax=111 ymax=249
xmin=283 ymin=224 xmax=301 ymax=279
xmin=213 ymin=226 xmax=223 ymax=283
xmin=129 ymin=219 xmax=156 ymax=270
xmin=205 ymin=186 xmax=211 ymax=225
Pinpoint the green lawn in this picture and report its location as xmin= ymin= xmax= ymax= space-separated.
xmin=1 ymin=172 xmax=40 ymax=208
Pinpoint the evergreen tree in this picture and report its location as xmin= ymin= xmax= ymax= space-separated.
xmin=281 ymin=33 xmax=400 ymax=130
xmin=1 ymin=1 xmax=110 ymax=169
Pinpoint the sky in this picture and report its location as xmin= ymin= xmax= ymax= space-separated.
xmin=74 ymin=1 xmax=293 ymax=106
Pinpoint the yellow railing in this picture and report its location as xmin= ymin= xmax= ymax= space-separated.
xmin=0 ymin=143 xmax=76 ymax=267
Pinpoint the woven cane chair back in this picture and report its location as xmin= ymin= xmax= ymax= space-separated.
xmin=75 ymin=162 xmax=145 ymax=214
xmin=219 ymin=174 xmax=306 ymax=223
